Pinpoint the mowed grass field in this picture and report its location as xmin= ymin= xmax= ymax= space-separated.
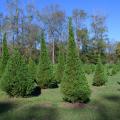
xmin=0 ymin=73 xmax=120 ymax=120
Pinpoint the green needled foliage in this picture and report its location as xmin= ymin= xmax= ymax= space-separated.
xmin=93 ymin=55 xmax=107 ymax=86
xmin=56 ymin=44 xmax=65 ymax=83
xmin=111 ymin=64 xmax=118 ymax=75
xmin=61 ymin=18 xmax=91 ymax=103
xmin=28 ymin=57 xmax=36 ymax=81
xmin=0 ymin=33 xmax=9 ymax=77
xmin=36 ymin=33 xmax=53 ymax=89
xmin=0 ymin=49 xmax=35 ymax=97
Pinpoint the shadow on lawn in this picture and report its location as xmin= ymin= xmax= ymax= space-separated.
xmin=96 ymin=95 xmax=120 ymax=120
xmin=117 ymin=88 xmax=120 ymax=91
xmin=0 ymin=104 xmax=58 ymax=120
xmin=0 ymin=101 xmax=16 ymax=114
xmin=105 ymin=95 xmax=120 ymax=102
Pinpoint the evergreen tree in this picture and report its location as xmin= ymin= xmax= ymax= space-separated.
xmin=56 ymin=44 xmax=65 ymax=83
xmin=36 ymin=33 xmax=53 ymax=88
xmin=116 ymin=61 xmax=120 ymax=72
xmin=28 ymin=57 xmax=36 ymax=81
xmin=93 ymin=55 xmax=107 ymax=86
xmin=0 ymin=33 xmax=9 ymax=77
xmin=111 ymin=64 xmax=118 ymax=75
xmin=0 ymin=49 xmax=35 ymax=97
xmin=84 ymin=64 xmax=92 ymax=74
xmin=61 ymin=18 xmax=91 ymax=103
xmin=106 ymin=64 xmax=111 ymax=76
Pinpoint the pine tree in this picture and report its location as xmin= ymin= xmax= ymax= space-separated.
xmin=0 ymin=49 xmax=35 ymax=97
xmin=36 ymin=33 xmax=53 ymax=88
xmin=61 ymin=18 xmax=91 ymax=103
xmin=116 ymin=61 xmax=120 ymax=72
xmin=111 ymin=64 xmax=118 ymax=75
xmin=56 ymin=44 xmax=65 ymax=83
xmin=28 ymin=57 xmax=36 ymax=81
xmin=93 ymin=55 xmax=107 ymax=86
xmin=0 ymin=33 xmax=9 ymax=77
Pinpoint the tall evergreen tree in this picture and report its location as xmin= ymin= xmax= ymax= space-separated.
xmin=56 ymin=44 xmax=65 ymax=83
xmin=93 ymin=55 xmax=107 ymax=86
xmin=36 ymin=32 xmax=53 ymax=88
xmin=0 ymin=33 xmax=9 ymax=77
xmin=61 ymin=18 xmax=91 ymax=103
xmin=0 ymin=49 xmax=35 ymax=97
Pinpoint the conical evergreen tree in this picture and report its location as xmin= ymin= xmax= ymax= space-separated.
xmin=0 ymin=33 xmax=9 ymax=77
xmin=28 ymin=57 xmax=36 ymax=81
xmin=56 ymin=44 xmax=65 ymax=83
xmin=36 ymin=32 xmax=53 ymax=88
xmin=93 ymin=55 xmax=107 ymax=86
xmin=0 ymin=49 xmax=35 ymax=97
xmin=61 ymin=18 xmax=91 ymax=103
xmin=117 ymin=61 xmax=120 ymax=72
xmin=111 ymin=64 xmax=118 ymax=75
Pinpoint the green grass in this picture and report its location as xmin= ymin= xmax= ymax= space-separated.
xmin=0 ymin=73 xmax=120 ymax=120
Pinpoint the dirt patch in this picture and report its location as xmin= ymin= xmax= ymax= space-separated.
xmin=39 ymin=102 xmax=53 ymax=108
xmin=60 ymin=102 xmax=86 ymax=109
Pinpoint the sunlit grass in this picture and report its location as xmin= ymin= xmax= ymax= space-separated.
xmin=0 ymin=73 xmax=120 ymax=120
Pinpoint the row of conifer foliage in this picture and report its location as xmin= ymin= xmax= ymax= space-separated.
xmin=0 ymin=18 xmax=119 ymax=103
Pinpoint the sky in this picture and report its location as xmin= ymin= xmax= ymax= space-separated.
xmin=0 ymin=0 xmax=120 ymax=41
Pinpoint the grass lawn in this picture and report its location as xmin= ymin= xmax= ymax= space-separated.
xmin=0 ymin=73 xmax=120 ymax=120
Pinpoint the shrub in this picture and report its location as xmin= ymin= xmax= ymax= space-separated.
xmin=30 ymin=85 xmax=41 ymax=96
xmin=48 ymin=80 xmax=58 ymax=88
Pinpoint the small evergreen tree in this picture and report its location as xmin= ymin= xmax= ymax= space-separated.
xmin=28 ymin=57 xmax=36 ymax=81
xmin=111 ymin=64 xmax=118 ymax=75
xmin=116 ymin=61 xmax=120 ymax=72
xmin=106 ymin=64 xmax=111 ymax=76
xmin=61 ymin=18 xmax=91 ymax=103
xmin=0 ymin=49 xmax=35 ymax=97
xmin=93 ymin=55 xmax=107 ymax=86
xmin=53 ymin=64 xmax=57 ymax=81
xmin=91 ymin=64 xmax=96 ymax=73
xmin=56 ymin=44 xmax=65 ymax=83
xmin=84 ymin=64 xmax=92 ymax=74
xmin=0 ymin=33 xmax=9 ymax=77
xmin=36 ymin=33 xmax=53 ymax=88
xmin=48 ymin=64 xmax=58 ymax=88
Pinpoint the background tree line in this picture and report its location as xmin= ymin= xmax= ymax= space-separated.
xmin=0 ymin=0 xmax=120 ymax=64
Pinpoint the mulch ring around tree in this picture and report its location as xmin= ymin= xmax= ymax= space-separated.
xmin=59 ymin=102 xmax=86 ymax=109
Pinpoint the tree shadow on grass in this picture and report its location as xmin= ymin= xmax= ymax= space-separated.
xmin=95 ymin=95 xmax=120 ymax=120
xmin=0 ymin=101 xmax=16 ymax=114
xmin=105 ymin=95 xmax=120 ymax=102
xmin=0 ymin=104 xmax=58 ymax=120
xmin=117 ymin=88 xmax=120 ymax=91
